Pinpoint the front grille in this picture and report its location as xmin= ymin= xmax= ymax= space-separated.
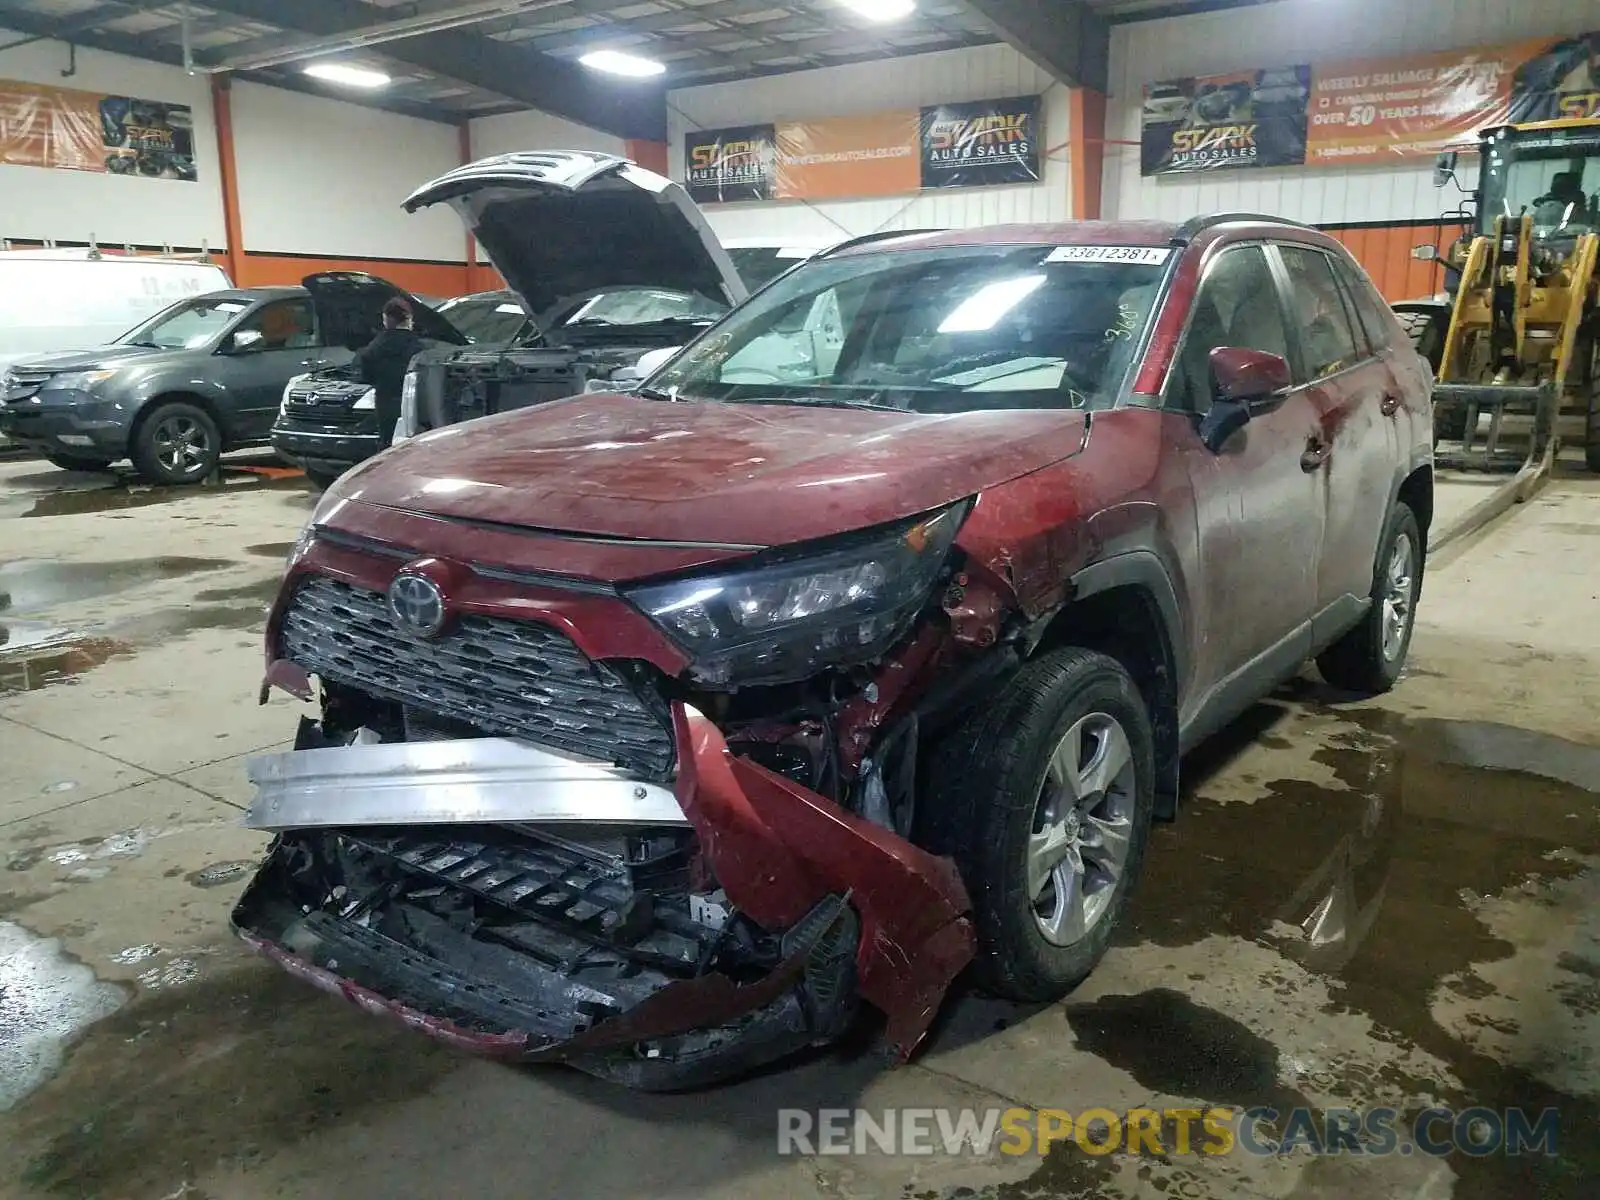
xmin=280 ymin=575 xmax=676 ymax=779
xmin=284 ymin=399 xmax=365 ymax=427
xmin=2 ymin=370 xmax=53 ymax=405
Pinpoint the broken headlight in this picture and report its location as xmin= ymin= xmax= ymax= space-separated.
xmin=627 ymin=501 xmax=968 ymax=686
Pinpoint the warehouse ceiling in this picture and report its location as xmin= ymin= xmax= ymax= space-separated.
xmin=0 ymin=0 xmax=1270 ymax=136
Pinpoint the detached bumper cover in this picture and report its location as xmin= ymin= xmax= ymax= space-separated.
xmin=233 ymin=702 xmax=975 ymax=1084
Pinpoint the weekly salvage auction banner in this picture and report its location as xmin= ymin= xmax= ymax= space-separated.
xmin=0 ymin=78 xmax=197 ymax=181
xmin=1140 ymin=29 xmax=1600 ymax=174
xmin=683 ymin=95 xmax=1042 ymax=203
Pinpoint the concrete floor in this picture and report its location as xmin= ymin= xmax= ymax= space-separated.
xmin=0 ymin=455 xmax=1597 ymax=1200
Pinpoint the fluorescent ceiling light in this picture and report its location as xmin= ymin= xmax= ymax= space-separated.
xmin=842 ymin=0 xmax=916 ymax=20
xmin=303 ymin=62 xmax=391 ymax=88
xmin=938 ymin=275 xmax=1047 ymax=333
xmin=579 ymin=49 xmax=666 ymax=77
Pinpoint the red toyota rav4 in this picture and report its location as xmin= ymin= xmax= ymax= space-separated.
xmin=236 ymin=212 xmax=1433 ymax=1089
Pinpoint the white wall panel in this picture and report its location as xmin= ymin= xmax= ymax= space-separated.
xmin=667 ymin=45 xmax=1070 ymax=243
xmin=231 ymin=81 xmax=463 ymax=261
xmin=0 ymin=30 xmax=224 ymax=250
xmin=1104 ymin=0 xmax=1596 ymax=225
xmin=469 ymin=108 xmax=626 ymax=158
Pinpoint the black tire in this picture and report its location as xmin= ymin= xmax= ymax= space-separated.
xmin=921 ymin=647 xmax=1155 ymax=1002
xmin=1396 ymin=309 xmax=1467 ymax=442
xmin=303 ymin=466 xmax=342 ymax=490
xmin=131 ymin=401 xmax=220 ymax=485
xmin=1395 ymin=309 xmax=1441 ymax=369
xmin=44 ymin=452 xmax=114 ymax=472
xmin=1316 ymin=501 xmax=1422 ymax=694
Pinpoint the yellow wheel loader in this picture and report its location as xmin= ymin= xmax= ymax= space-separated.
xmin=1394 ymin=118 xmax=1600 ymax=473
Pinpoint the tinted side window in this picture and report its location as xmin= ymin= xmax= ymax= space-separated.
xmin=1277 ymin=246 xmax=1361 ymax=381
xmin=1166 ymin=245 xmax=1291 ymax=413
xmin=1330 ymin=254 xmax=1394 ymax=351
xmin=239 ymin=298 xmax=318 ymax=350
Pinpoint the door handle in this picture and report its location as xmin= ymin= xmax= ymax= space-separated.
xmin=1380 ymin=393 xmax=1401 ymax=416
xmin=1301 ymin=437 xmax=1331 ymax=471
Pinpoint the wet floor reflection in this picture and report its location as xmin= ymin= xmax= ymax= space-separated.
xmin=1066 ymin=701 xmax=1600 ymax=1200
xmin=0 ymin=458 xmax=308 ymax=520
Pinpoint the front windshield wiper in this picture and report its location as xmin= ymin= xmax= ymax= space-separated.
xmin=730 ymin=394 xmax=902 ymax=413
xmin=633 ymin=386 xmax=675 ymax=401
xmin=123 ymin=340 xmax=164 ymax=349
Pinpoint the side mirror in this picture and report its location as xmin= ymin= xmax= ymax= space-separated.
xmin=1432 ymin=151 xmax=1458 ymax=188
xmin=1199 ymin=346 xmax=1292 ymax=453
xmin=227 ymin=329 xmax=264 ymax=353
xmin=1411 ymin=243 xmax=1440 ymax=262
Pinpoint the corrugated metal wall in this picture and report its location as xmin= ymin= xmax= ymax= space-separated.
xmin=1103 ymin=0 xmax=1595 ymax=228
xmin=667 ymin=45 xmax=1071 ymax=243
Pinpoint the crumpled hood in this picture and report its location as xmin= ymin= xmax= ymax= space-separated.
xmin=402 ymin=151 xmax=747 ymax=324
xmin=334 ymin=395 xmax=1088 ymax=548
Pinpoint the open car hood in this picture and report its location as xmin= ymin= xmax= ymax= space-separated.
xmin=401 ymin=151 xmax=748 ymax=323
xmin=301 ymin=271 xmax=468 ymax=352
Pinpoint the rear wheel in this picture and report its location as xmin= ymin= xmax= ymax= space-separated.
xmin=1317 ymin=501 xmax=1422 ymax=693
xmin=131 ymin=401 xmax=220 ymax=485
xmin=44 ymin=452 xmax=113 ymax=472
xmin=921 ymin=647 xmax=1155 ymax=1002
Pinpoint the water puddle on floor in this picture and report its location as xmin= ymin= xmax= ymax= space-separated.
xmin=0 ymin=556 xmax=277 ymax=690
xmin=1045 ymin=702 xmax=1600 ymax=1200
xmin=0 ymin=921 xmax=126 ymax=1112
xmin=0 ymin=464 xmax=308 ymax=520
xmin=0 ymin=621 xmax=131 ymax=694
xmin=0 ymin=557 xmax=229 ymax=611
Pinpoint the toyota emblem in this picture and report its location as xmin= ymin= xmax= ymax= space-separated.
xmin=387 ymin=572 xmax=446 ymax=638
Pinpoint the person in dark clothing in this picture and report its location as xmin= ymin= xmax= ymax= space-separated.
xmin=353 ymin=297 xmax=426 ymax=449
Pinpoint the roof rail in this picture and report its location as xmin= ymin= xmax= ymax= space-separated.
xmin=816 ymin=227 xmax=949 ymax=257
xmin=1172 ymin=212 xmax=1317 ymax=242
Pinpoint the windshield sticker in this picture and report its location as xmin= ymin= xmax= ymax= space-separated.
xmin=1045 ymin=246 xmax=1172 ymax=265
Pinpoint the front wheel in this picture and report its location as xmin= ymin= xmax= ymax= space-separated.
xmin=922 ymin=647 xmax=1155 ymax=1002
xmin=1316 ymin=501 xmax=1422 ymax=693
xmin=131 ymin=401 xmax=220 ymax=485
xmin=303 ymin=466 xmax=342 ymax=490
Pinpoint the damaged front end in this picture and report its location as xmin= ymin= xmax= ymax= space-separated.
xmin=234 ymin=506 xmax=999 ymax=1088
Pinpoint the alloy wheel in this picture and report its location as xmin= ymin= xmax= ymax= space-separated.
xmin=151 ymin=413 xmax=212 ymax=477
xmin=1028 ymin=711 xmax=1138 ymax=946
xmin=1380 ymin=531 xmax=1415 ymax=662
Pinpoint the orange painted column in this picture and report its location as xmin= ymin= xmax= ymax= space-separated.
xmin=209 ymin=75 xmax=245 ymax=285
xmin=625 ymin=139 xmax=670 ymax=175
xmin=1068 ymin=88 xmax=1107 ymax=221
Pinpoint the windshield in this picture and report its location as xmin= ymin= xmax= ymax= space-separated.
xmin=117 ymin=295 xmax=249 ymax=349
xmin=1480 ymin=129 xmax=1600 ymax=238
xmin=564 ymin=287 xmax=725 ymax=327
xmin=650 ymin=244 xmax=1167 ymax=414
xmin=728 ymin=245 xmax=817 ymax=291
xmin=435 ymin=295 xmax=529 ymax=344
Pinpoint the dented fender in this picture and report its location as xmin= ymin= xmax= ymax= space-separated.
xmin=672 ymin=705 xmax=975 ymax=1058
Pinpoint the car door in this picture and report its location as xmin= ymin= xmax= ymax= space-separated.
xmin=1274 ymin=244 xmax=1398 ymax=645
xmin=1163 ymin=242 xmax=1325 ymax=728
xmin=210 ymin=297 xmax=321 ymax=439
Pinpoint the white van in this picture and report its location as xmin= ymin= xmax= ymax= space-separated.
xmin=0 ymin=248 xmax=232 ymax=373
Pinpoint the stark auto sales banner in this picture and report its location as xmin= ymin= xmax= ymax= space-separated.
xmin=1141 ymin=29 xmax=1600 ymax=175
xmin=920 ymin=95 xmax=1043 ymax=188
xmin=683 ymin=93 xmax=1043 ymax=203
xmin=0 ymin=77 xmax=197 ymax=180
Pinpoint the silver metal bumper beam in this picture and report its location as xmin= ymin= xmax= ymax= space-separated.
xmin=244 ymin=736 xmax=686 ymax=832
